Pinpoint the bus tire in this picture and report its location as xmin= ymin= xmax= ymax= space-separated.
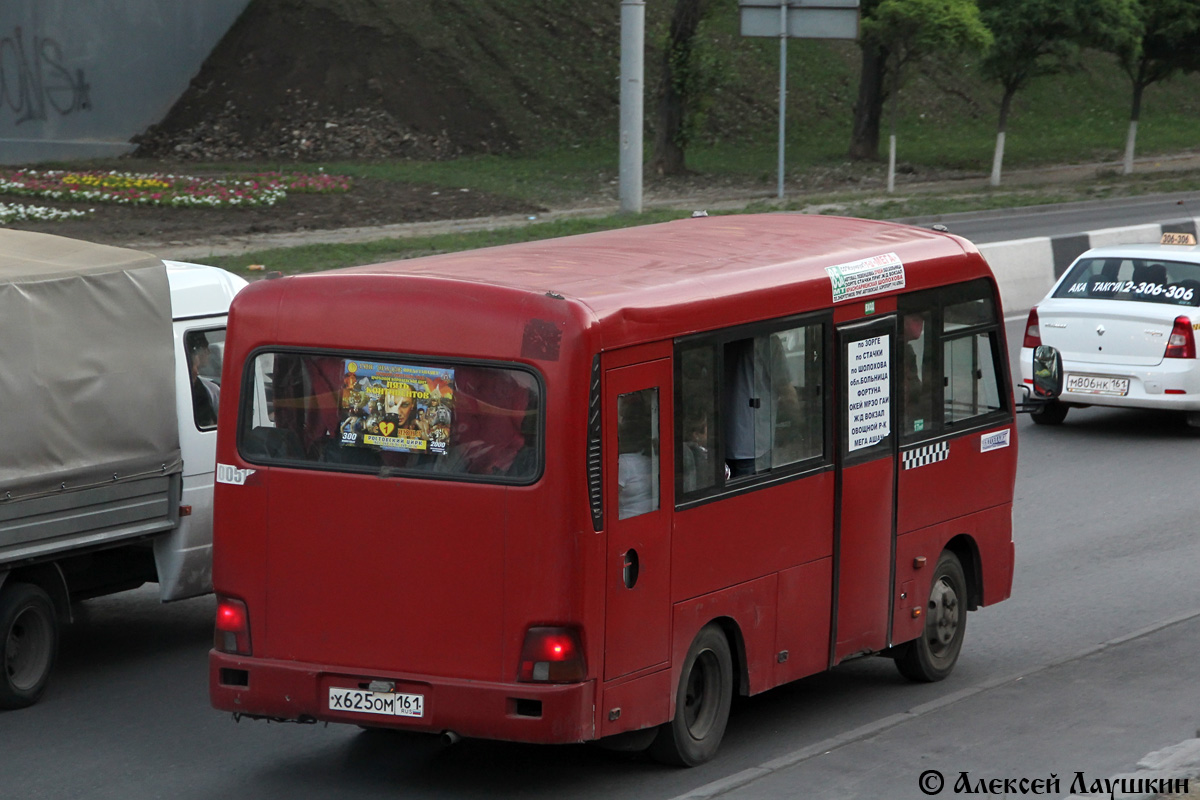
xmin=895 ymin=551 xmax=967 ymax=683
xmin=0 ymin=582 xmax=59 ymax=709
xmin=649 ymin=624 xmax=733 ymax=767
xmin=1030 ymin=401 xmax=1068 ymax=426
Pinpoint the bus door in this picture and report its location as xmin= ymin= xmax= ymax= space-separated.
xmin=833 ymin=317 xmax=898 ymax=663
xmin=603 ymin=359 xmax=673 ymax=681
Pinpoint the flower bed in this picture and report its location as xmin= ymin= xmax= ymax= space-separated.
xmin=0 ymin=202 xmax=91 ymax=224
xmin=0 ymin=169 xmax=351 ymax=210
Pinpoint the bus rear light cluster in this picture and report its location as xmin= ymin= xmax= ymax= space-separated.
xmin=1164 ymin=316 xmax=1196 ymax=359
xmin=518 ymin=627 xmax=585 ymax=683
xmin=215 ymin=596 xmax=252 ymax=655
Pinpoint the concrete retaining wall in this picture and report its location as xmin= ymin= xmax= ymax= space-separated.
xmin=0 ymin=0 xmax=250 ymax=164
xmin=978 ymin=216 xmax=1200 ymax=317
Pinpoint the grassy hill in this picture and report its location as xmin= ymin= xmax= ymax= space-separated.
xmin=136 ymin=0 xmax=1200 ymax=176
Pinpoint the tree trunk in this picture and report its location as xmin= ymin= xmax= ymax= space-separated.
xmin=1124 ymin=80 xmax=1145 ymax=175
xmin=990 ymin=87 xmax=1015 ymax=187
xmin=849 ymin=42 xmax=889 ymax=161
xmin=649 ymin=0 xmax=704 ymax=176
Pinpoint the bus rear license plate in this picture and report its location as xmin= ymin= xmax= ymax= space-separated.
xmin=328 ymin=687 xmax=424 ymax=718
xmin=1066 ymin=374 xmax=1129 ymax=396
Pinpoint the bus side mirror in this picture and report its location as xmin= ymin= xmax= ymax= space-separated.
xmin=1032 ymin=345 xmax=1063 ymax=399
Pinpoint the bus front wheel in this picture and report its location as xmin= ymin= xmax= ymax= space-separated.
xmin=650 ymin=624 xmax=733 ymax=767
xmin=0 ymin=582 xmax=59 ymax=709
xmin=895 ymin=551 xmax=967 ymax=683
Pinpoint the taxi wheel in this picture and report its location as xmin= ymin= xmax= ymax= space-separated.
xmin=649 ymin=624 xmax=733 ymax=767
xmin=895 ymin=552 xmax=967 ymax=683
xmin=1030 ymin=400 xmax=1068 ymax=426
xmin=0 ymin=583 xmax=59 ymax=710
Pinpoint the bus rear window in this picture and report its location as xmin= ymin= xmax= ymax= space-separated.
xmin=1053 ymin=257 xmax=1200 ymax=306
xmin=239 ymin=352 xmax=542 ymax=483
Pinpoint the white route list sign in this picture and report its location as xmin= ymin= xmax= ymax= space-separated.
xmin=847 ymin=335 xmax=890 ymax=452
xmin=826 ymin=252 xmax=905 ymax=303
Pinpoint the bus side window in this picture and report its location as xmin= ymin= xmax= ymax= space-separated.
xmin=617 ymin=389 xmax=659 ymax=520
xmin=944 ymin=332 xmax=1003 ymax=424
xmin=678 ymin=346 xmax=718 ymax=495
xmin=723 ymin=327 xmax=817 ymax=479
xmin=901 ymin=312 xmax=934 ymax=435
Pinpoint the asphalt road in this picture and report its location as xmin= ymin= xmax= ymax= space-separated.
xmin=901 ymin=191 xmax=1200 ymax=244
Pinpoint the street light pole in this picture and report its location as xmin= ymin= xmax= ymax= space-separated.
xmin=619 ymin=0 xmax=645 ymax=214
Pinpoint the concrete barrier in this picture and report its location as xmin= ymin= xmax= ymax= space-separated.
xmin=981 ymin=216 xmax=1200 ymax=317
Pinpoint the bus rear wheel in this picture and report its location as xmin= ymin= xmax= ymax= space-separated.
xmin=895 ymin=551 xmax=966 ymax=683
xmin=0 ymin=582 xmax=59 ymax=709
xmin=649 ymin=624 xmax=732 ymax=767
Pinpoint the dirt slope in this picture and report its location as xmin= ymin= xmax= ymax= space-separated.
xmin=134 ymin=0 xmax=625 ymax=161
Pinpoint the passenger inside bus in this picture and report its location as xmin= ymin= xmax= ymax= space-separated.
xmin=723 ymin=335 xmax=802 ymax=478
xmin=902 ymin=312 xmax=934 ymax=434
xmin=680 ymin=402 xmax=714 ymax=493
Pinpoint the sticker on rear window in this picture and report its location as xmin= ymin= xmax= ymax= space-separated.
xmin=826 ymin=252 xmax=905 ymax=303
xmin=339 ymin=360 xmax=455 ymax=455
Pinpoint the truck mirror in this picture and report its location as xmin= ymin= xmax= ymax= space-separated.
xmin=1032 ymin=345 xmax=1063 ymax=399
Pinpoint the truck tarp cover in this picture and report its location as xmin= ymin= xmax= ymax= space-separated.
xmin=0 ymin=230 xmax=181 ymax=500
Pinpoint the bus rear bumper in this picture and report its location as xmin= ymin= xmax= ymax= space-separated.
xmin=210 ymin=651 xmax=596 ymax=744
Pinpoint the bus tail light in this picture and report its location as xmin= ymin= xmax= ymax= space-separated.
xmin=215 ymin=596 xmax=252 ymax=655
xmin=1023 ymin=307 xmax=1041 ymax=348
xmin=1165 ymin=316 xmax=1196 ymax=359
xmin=518 ymin=627 xmax=585 ymax=683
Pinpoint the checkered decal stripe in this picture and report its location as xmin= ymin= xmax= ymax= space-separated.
xmin=902 ymin=441 xmax=949 ymax=470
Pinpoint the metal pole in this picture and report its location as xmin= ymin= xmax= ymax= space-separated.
xmin=619 ymin=0 xmax=645 ymax=214
xmin=777 ymin=1 xmax=787 ymax=199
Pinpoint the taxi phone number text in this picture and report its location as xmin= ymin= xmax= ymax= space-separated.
xmin=1117 ymin=282 xmax=1192 ymax=301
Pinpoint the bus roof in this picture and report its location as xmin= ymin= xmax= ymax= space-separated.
xmin=246 ymin=214 xmax=989 ymax=357
xmin=334 ymin=213 xmax=980 ymax=310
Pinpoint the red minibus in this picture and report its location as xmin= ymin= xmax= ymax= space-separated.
xmin=210 ymin=213 xmax=1017 ymax=765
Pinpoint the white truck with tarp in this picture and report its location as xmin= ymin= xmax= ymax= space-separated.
xmin=0 ymin=229 xmax=244 ymax=708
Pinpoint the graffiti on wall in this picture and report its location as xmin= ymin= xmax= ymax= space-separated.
xmin=0 ymin=26 xmax=91 ymax=124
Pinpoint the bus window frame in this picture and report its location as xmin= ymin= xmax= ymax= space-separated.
xmin=897 ymin=279 xmax=1012 ymax=446
xmin=235 ymin=345 xmax=548 ymax=487
xmin=673 ymin=311 xmax=834 ymax=512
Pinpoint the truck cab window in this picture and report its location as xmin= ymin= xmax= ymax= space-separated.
xmin=185 ymin=328 xmax=226 ymax=430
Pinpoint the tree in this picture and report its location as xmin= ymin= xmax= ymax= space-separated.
xmin=648 ymin=0 xmax=717 ymax=176
xmin=848 ymin=0 xmax=889 ymax=160
xmin=978 ymin=0 xmax=1140 ymax=186
xmin=1114 ymin=0 xmax=1200 ymax=173
xmin=859 ymin=0 xmax=992 ymax=188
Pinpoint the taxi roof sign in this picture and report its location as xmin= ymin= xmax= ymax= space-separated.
xmin=1160 ymin=232 xmax=1197 ymax=246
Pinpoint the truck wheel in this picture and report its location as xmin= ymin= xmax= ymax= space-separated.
xmin=1030 ymin=401 xmax=1068 ymax=426
xmin=649 ymin=624 xmax=733 ymax=767
xmin=895 ymin=552 xmax=967 ymax=683
xmin=0 ymin=583 xmax=58 ymax=709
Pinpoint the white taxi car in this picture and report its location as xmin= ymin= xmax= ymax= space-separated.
xmin=1020 ymin=233 xmax=1200 ymax=426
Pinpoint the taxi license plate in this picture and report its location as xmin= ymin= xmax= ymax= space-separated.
xmin=1066 ymin=373 xmax=1130 ymax=396
xmin=329 ymin=687 xmax=424 ymax=718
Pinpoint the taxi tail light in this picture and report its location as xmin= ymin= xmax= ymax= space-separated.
xmin=518 ymin=627 xmax=586 ymax=683
xmin=1023 ymin=307 xmax=1041 ymax=348
xmin=215 ymin=596 xmax=252 ymax=655
xmin=1165 ymin=316 xmax=1196 ymax=359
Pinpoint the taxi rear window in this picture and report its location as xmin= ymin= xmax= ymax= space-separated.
xmin=238 ymin=351 xmax=542 ymax=483
xmin=1053 ymin=257 xmax=1200 ymax=307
